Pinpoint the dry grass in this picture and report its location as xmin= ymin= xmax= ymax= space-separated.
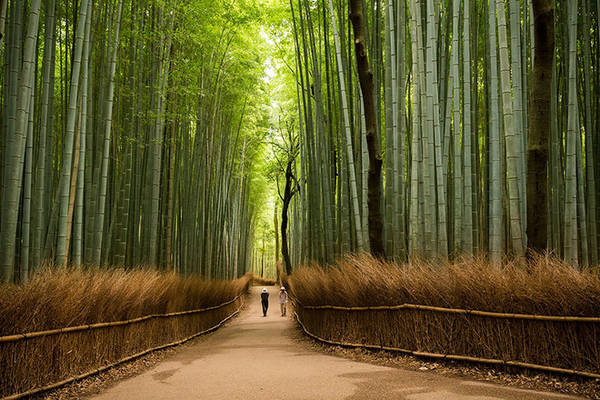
xmin=251 ymin=274 xmax=277 ymax=287
xmin=290 ymin=253 xmax=600 ymax=316
xmin=290 ymin=254 xmax=600 ymax=375
xmin=0 ymin=267 xmax=250 ymax=398
xmin=0 ymin=267 xmax=250 ymax=336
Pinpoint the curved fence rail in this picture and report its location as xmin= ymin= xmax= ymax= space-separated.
xmin=0 ymin=292 xmax=246 ymax=400
xmin=292 ymin=298 xmax=600 ymax=380
xmin=0 ymin=293 xmax=244 ymax=343
xmin=298 ymin=302 xmax=600 ymax=323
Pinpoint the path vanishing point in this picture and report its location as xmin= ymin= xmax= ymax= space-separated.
xmin=90 ymin=287 xmax=581 ymax=400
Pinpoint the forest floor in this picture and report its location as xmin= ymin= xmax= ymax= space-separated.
xmin=40 ymin=286 xmax=595 ymax=400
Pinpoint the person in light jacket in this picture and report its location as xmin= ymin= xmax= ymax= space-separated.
xmin=279 ymin=286 xmax=288 ymax=317
xmin=261 ymin=288 xmax=269 ymax=317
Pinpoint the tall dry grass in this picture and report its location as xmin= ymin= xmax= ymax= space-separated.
xmin=290 ymin=253 xmax=600 ymax=316
xmin=251 ymin=274 xmax=277 ymax=287
xmin=290 ymin=254 xmax=600 ymax=375
xmin=0 ymin=268 xmax=250 ymax=398
xmin=0 ymin=267 xmax=250 ymax=336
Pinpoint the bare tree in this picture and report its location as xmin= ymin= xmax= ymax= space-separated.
xmin=272 ymin=120 xmax=301 ymax=275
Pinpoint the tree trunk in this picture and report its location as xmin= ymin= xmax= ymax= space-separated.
xmin=281 ymin=161 xmax=294 ymax=276
xmin=527 ymin=0 xmax=554 ymax=253
xmin=327 ymin=0 xmax=364 ymax=251
xmin=349 ymin=0 xmax=385 ymax=259
xmin=274 ymin=202 xmax=280 ymax=263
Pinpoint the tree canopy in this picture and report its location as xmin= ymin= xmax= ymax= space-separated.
xmin=1 ymin=0 xmax=599 ymax=283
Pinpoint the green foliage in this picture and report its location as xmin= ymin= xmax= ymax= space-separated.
xmin=0 ymin=0 xmax=293 ymax=281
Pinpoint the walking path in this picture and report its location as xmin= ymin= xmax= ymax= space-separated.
xmin=89 ymin=287 xmax=580 ymax=400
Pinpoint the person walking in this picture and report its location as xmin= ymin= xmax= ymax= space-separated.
xmin=261 ymin=288 xmax=269 ymax=317
xmin=279 ymin=286 xmax=288 ymax=316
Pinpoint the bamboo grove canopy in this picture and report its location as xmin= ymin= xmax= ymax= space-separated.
xmin=0 ymin=0 xmax=278 ymax=282
xmin=283 ymin=0 xmax=598 ymax=268
xmin=1 ymin=0 xmax=599 ymax=283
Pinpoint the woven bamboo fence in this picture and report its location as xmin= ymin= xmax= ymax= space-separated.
xmin=0 ymin=292 xmax=246 ymax=400
xmin=293 ymin=300 xmax=600 ymax=379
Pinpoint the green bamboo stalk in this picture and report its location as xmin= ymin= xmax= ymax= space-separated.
xmin=73 ymin=0 xmax=93 ymax=266
xmin=564 ymin=0 xmax=579 ymax=265
xmin=451 ymin=0 xmax=462 ymax=255
xmin=32 ymin=0 xmax=56 ymax=269
xmin=463 ymin=0 xmax=474 ymax=254
xmin=55 ymin=0 xmax=90 ymax=266
xmin=329 ymin=0 xmax=365 ymax=251
xmin=0 ymin=0 xmax=42 ymax=282
xmin=496 ymin=0 xmax=525 ymax=256
xmin=509 ymin=0 xmax=527 ymax=242
xmin=21 ymin=89 xmax=35 ymax=281
xmin=93 ymin=0 xmax=123 ymax=265
xmin=488 ymin=0 xmax=502 ymax=262
xmin=582 ymin=0 xmax=598 ymax=265
xmin=426 ymin=0 xmax=448 ymax=256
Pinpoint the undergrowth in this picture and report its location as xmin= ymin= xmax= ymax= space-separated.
xmin=290 ymin=254 xmax=600 ymax=376
xmin=0 ymin=267 xmax=250 ymax=397
xmin=251 ymin=274 xmax=277 ymax=286
xmin=290 ymin=253 xmax=600 ymax=316
xmin=0 ymin=267 xmax=251 ymax=336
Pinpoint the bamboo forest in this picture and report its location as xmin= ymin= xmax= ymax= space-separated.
xmin=2 ymin=0 xmax=600 ymax=399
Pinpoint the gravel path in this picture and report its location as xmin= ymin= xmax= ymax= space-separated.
xmin=88 ymin=287 xmax=582 ymax=400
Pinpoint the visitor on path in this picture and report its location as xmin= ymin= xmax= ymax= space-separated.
xmin=279 ymin=286 xmax=288 ymax=316
xmin=261 ymin=288 xmax=269 ymax=317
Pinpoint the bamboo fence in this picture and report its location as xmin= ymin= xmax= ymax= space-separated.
xmin=0 ymin=293 xmax=246 ymax=399
xmin=298 ymin=302 xmax=600 ymax=323
xmin=292 ymin=298 xmax=600 ymax=379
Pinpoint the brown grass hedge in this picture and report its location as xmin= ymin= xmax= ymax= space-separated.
xmin=0 ymin=268 xmax=250 ymax=398
xmin=290 ymin=254 xmax=600 ymax=376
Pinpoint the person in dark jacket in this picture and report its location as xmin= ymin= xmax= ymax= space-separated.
xmin=261 ymin=288 xmax=269 ymax=317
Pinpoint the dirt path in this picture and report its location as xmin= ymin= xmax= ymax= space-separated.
xmin=89 ymin=287 xmax=581 ymax=400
